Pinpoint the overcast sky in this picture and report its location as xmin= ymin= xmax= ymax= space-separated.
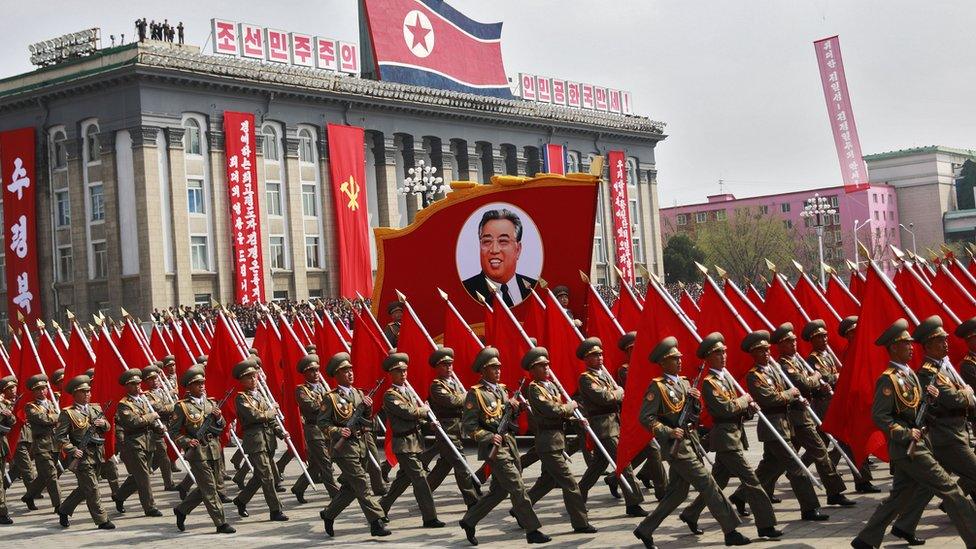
xmin=3 ymin=1 xmax=975 ymax=206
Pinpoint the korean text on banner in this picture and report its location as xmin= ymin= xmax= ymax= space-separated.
xmin=607 ymin=150 xmax=634 ymax=285
xmin=222 ymin=112 xmax=266 ymax=304
xmin=814 ymin=36 xmax=868 ymax=193
xmin=326 ymin=124 xmax=372 ymax=297
xmin=0 ymin=128 xmax=41 ymax=327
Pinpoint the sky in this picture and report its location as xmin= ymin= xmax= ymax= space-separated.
xmin=3 ymin=1 xmax=975 ymax=206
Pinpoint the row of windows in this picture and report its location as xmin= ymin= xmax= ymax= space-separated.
xmin=52 ymin=185 xmax=104 ymax=228
xmin=873 ymin=210 xmax=896 ymax=222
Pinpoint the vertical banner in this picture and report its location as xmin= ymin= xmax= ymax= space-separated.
xmin=814 ymin=36 xmax=868 ymax=193
xmin=543 ymin=143 xmax=566 ymax=175
xmin=1 ymin=128 xmax=41 ymax=328
xmin=607 ymin=150 xmax=634 ymax=285
xmin=327 ymin=124 xmax=372 ymax=297
xmin=222 ymin=112 xmax=266 ymax=304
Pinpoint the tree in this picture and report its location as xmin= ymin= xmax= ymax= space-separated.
xmin=695 ymin=207 xmax=796 ymax=283
xmin=663 ymin=234 xmax=705 ymax=284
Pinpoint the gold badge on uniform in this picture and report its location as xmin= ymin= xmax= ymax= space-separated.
xmin=465 ymin=401 xmax=474 ymax=409
xmin=646 ymin=392 xmax=655 ymax=401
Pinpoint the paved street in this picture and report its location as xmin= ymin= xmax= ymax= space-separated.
xmin=0 ymin=419 xmax=968 ymax=548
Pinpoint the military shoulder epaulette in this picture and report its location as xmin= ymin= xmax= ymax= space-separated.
xmin=652 ymin=376 xmax=664 ymax=382
xmin=921 ymin=362 xmax=939 ymax=372
xmin=882 ymin=367 xmax=895 ymax=375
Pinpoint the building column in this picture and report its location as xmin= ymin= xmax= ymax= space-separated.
xmin=640 ymin=162 xmax=664 ymax=277
xmin=284 ymin=135 xmax=308 ymax=300
xmin=131 ymin=126 xmax=167 ymax=318
xmin=318 ymin=136 xmax=339 ymax=296
xmin=491 ymin=144 xmax=506 ymax=178
xmin=376 ymin=135 xmax=401 ymax=227
xmin=63 ymin=138 xmax=91 ymax=321
xmin=467 ymin=143 xmax=482 ymax=183
xmin=166 ymin=126 xmax=194 ymax=306
xmin=254 ymin=133 xmax=276 ymax=303
xmin=207 ymin=127 xmax=233 ymax=305
xmin=515 ymin=148 xmax=527 ymax=176
xmin=96 ymin=131 xmax=124 ymax=314
xmin=438 ymin=140 xmax=455 ymax=188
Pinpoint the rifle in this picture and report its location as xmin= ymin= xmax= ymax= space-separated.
xmin=334 ymin=378 xmax=385 ymax=450
xmin=68 ymin=400 xmax=112 ymax=472
xmin=909 ymin=373 xmax=939 ymax=458
xmin=0 ymin=394 xmax=24 ymax=435
xmin=487 ymin=378 xmax=527 ymax=461
xmin=192 ymin=389 xmax=233 ymax=442
xmin=671 ymin=364 xmax=706 ymax=459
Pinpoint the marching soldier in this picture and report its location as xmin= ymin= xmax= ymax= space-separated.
xmin=86 ymin=369 xmax=123 ymax=501
xmin=22 ymin=374 xmax=61 ymax=512
xmin=553 ymin=285 xmax=582 ymax=327
xmin=523 ymin=346 xmax=596 ymax=534
xmin=55 ymin=375 xmax=114 ymax=529
xmin=113 ymin=368 xmax=162 ymax=517
xmin=291 ymin=354 xmax=339 ymax=503
xmin=162 ymin=355 xmax=178 ymax=393
xmin=424 ymin=347 xmax=480 ymax=508
xmin=679 ymin=333 xmax=781 ymax=539
xmin=575 ymin=337 xmax=646 ymax=516
xmin=318 ymin=352 xmax=390 ymax=538
xmin=957 ymin=315 xmax=976 ymax=402
xmin=0 ymin=375 xmax=16 ymax=525
xmin=744 ymin=330 xmax=828 ymax=521
xmin=51 ymin=369 xmax=65 ymax=398
xmin=458 ymin=346 xmax=550 ymax=546
xmin=231 ymin=360 xmax=289 ymax=522
xmin=171 ymin=365 xmax=235 ymax=534
xmin=383 ymin=301 xmax=403 ymax=347
xmin=769 ymin=323 xmax=854 ymax=508
xmin=852 ymin=319 xmax=976 ymax=549
xmin=633 ymin=337 xmax=749 ymax=548
xmin=10 ymin=404 xmax=36 ymax=493
xmin=378 ymin=352 xmax=444 ymax=528
xmin=890 ymin=316 xmax=976 ymax=545
xmin=143 ymin=364 xmax=177 ymax=491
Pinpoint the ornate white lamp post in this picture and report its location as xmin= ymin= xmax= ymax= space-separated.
xmin=399 ymin=159 xmax=445 ymax=208
xmin=799 ymin=193 xmax=837 ymax=286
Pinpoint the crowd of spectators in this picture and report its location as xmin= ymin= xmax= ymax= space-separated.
xmin=150 ymin=298 xmax=367 ymax=337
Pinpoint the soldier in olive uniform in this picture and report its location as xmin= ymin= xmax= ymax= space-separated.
xmin=143 ymin=364 xmax=177 ymax=491
xmin=55 ymin=375 xmax=115 ymax=529
xmin=383 ymin=301 xmax=403 ymax=347
xmin=802 ymin=320 xmax=841 ymax=464
xmin=0 ymin=375 xmax=16 ymax=524
xmin=458 ymin=347 xmax=549 ymax=546
xmin=575 ymin=337 xmax=646 ymax=516
xmin=769 ymin=323 xmax=854 ymax=507
xmin=318 ymin=352 xmax=390 ymax=538
xmin=633 ymin=337 xmax=749 ymax=549
xmin=231 ymin=360 xmax=289 ymax=522
xmin=618 ymin=331 xmax=669 ymax=501
xmin=852 ymin=318 xmax=976 ymax=549
xmin=522 ymin=346 xmax=596 ymax=533
xmin=113 ymin=369 xmax=163 ymax=516
xmin=424 ymin=347 xmax=480 ymax=507
xmin=890 ymin=316 xmax=976 ymax=545
xmin=291 ymin=354 xmax=339 ymax=503
xmin=171 ymin=365 xmax=235 ymax=534
xmin=679 ymin=333 xmax=781 ymax=539
xmin=744 ymin=330 xmax=828 ymax=521
xmin=10 ymin=405 xmax=36 ymax=492
xmin=378 ymin=352 xmax=444 ymax=527
xmin=22 ymin=374 xmax=61 ymax=512
xmin=956 ymin=316 xmax=976 ymax=422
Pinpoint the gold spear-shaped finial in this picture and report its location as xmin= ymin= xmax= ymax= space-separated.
xmin=579 ymin=270 xmax=590 ymax=284
xmin=637 ymin=264 xmax=651 ymax=280
xmin=395 ymin=289 xmax=407 ymax=302
xmin=211 ymin=298 xmax=221 ymax=309
xmin=474 ymin=291 xmax=488 ymax=307
xmin=759 ymin=274 xmax=769 ymax=286
xmin=822 ymin=263 xmax=836 ymax=276
xmin=677 ymin=281 xmax=685 ymax=291
xmin=791 ymin=259 xmax=804 ymax=273
xmin=612 ymin=265 xmax=624 ymax=279
xmin=714 ymin=265 xmax=728 ymax=279
xmin=36 ymin=319 xmax=45 ymax=330
xmin=537 ymin=278 xmax=549 ymax=289
xmin=695 ymin=262 xmax=709 ymax=275
xmin=66 ymin=309 xmax=75 ymax=322
xmin=52 ymin=320 xmax=62 ymax=331
xmin=94 ymin=316 xmax=103 ymax=328
xmin=120 ymin=306 xmax=131 ymax=318
xmin=485 ymin=279 xmax=498 ymax=294
xmin=857 ymin=241 xmax=871 ymax=261
xmin=764 ymin=258 xmax=777 ymax=273
xmin=437 ymin=288 xmax=449 ymax=301
xmin=890 ymin=245 xmax=906 ymax=262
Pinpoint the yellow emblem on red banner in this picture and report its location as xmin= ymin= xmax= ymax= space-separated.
xmin=340 ymin=175 xmax=360 ymax=211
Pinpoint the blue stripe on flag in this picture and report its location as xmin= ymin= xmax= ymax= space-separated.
xmin=379 ymin=65 xmax=514 ymax=99
xmin=419 ymin=0 xmax=504 ymax=40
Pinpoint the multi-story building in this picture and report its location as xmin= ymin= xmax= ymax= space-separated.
xmin=864 ymin=146 xmax=976 ymax=248
xmin=0 ymin=39 xmax=666 ymax=324
xmin=660 ymin=184 xmax=901 ymax=270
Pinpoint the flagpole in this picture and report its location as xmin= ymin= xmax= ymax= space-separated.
xmin=19 ymin=324 xmax=59 ymax=407
xmin=164 ymin=312 xmax=198 ymax=366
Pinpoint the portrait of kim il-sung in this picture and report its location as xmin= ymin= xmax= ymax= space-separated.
xmin=457 ymin=204 xmax=543 ymax=308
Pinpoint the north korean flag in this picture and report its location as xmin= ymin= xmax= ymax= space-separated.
xmin=362 ymin=0 xmax=514 ymax=98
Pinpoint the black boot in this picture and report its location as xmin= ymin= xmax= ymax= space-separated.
xmin=891 ymin=526 xmax=926 ymax=546
xmin=626 ymin=504 xmax=648 ymax=517
xmin=850 ymin=537 xmax=873 ymax=549
xmin=827 ymin=494 xmax=857 ymax=507
xmin=574 ymin=524 xmax=597 ymax=533
xmin=604 ymin=475 xmax=621 ymax=499
xmin=801 ymin=509 xmax=829 ymax=521
xmin=370 ymin=519 xmax=391 ymax=537
xmin=757 ymin=526 xmax=783 ymax=539
xmin=21 ymin=495 xmax=37 ymax=511
xmin=232 ymin=498 xmax=248 ymax=518
xmin=97 ymin=521 xmax=116 ymax=530
xmin=724 ymin=530 xmax=751 ymax=546
xmin=730 ymin=494 xmax=751 ymax=517
xmin=680 ymin=515 xmax=704 ymax=535
xmin=216 ymin=523 xmax=236 ymax=534
xmin=58 ymin=511 xmax=70 ymax=528
xmin=146 ymin=508 xmax=163 ymax=517
xmin=855 ymin=482 xmax=881 ymax=494
xmin=423 ymin=518 xmax=446 ymax=528
xmin=174 ymin=508 xmax=186 ymax=532
xmin=320 ymin=510 xmax=334 ymax=537
xmin=291 ymin=488 xmax=307 ymax=504
xmin=526 ymin=530 xmax=551 ymax=544
xmin=270 ymin=510 xmax=289 ymax=521
xmin=633 ymin=529 xmax=658 ymax=549
xmin=113 ymin=497 xmax=125 ymax=514
xmin=460 ymin=520 xmax=478 ymax=546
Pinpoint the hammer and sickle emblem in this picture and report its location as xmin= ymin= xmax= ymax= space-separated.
xmin=340 ymin=176 xmax=360 ymax=211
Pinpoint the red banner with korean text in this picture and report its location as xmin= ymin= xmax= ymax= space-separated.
xmin=814 ymin=36 xmax=868 ymax=193
xmin=223 ymin=111 xmax=266 ymax=304
xmin=327 ymin=124 xmax=372 ymax=297
xmin=607 ymin=151 xmax=634 ymax=285
xmin=1 ymin=128 xmax=41 ymax=328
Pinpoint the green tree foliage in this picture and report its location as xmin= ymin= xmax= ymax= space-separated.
xmin=695 ymin=207 xmax=796 ymax=283
xmin=663 ymin=234 xmax=705 ymax=283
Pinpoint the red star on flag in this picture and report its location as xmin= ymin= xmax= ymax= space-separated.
xmin=406 ymin=13 xmax=431 ymax=52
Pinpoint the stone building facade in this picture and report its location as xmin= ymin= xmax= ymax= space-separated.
xmin=0 ymin=40 xmax=666 ymax=323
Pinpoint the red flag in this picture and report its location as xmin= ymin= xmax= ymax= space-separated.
xmin=613 ymin=284 xmax=643 ymax=332
xmin=149 ymin=325 xmax=172 ymax=359
xmin=826 ymin=274 xmax=860 ymax=318
xmin=191 ymin=320 xmax=211 ymax=354
xmin=584 ymin=285 xmax=627 ymax=379
xmin=91 ymin=329 xmax=131 ymax=459
xmin=822 ymin=265 xmax=910 ymax=464
xmin=617 ymin=278 xmax=701 ymax=474
xmin=277 ymin=319 xmax=309 ymax=460
xmin=253 ymin=322 xmax=285 ymax=404
xmin=542 ymin=289 xmax=585 ymax=396
xmin=292 ymin=319 xmax=312 ymax=346
xmin=62 ymin=323 xmax=96 ymax=406
xmin=516 ymin=291 xmax=547 ymax=342
xmin=949 ymin=260 xmax=976 ymax=298
xmin=723 ymin=280 xmax=768 ymax=333
xmin=746 ymin=284 xmax=765 ymax=308
xmin=36 ymin=331 xmax=66 ymax=375
xmin=678 ymin=289 xmax=701 ymax=325
xmin=485 ymin=301 xmax=531 ymax=392
xmin=52 ymin=329 xmax=69 ymax=360
xmin=315 ymin=311 xmax=351 ymax=359
xmin=848 ymin=269 xmax=865 ymax=300
xmin=327 ymin=124 xmax=372 ymax=297
xmin=441 ymin=296 xmax=482 ymax=389
xmin=896 ymin=265 xmax=967 ymax=364
xmin=204 ymin=316 xmax=246 ymax=423
xmin=181 ymin=322 xmax=204 ymax=357
xmin=695 ymin=280 xmax=755 ymax=381
xmin=792 ymin=274 xmax=845 ymax=354
xmin=169 ymin=322 xmax=197 ymax=379
xmin=932 ymin=266 xmax=976 ymax=320
xmin=761 ymin=274 xmax=811 ymax=354
xmin=350 ymin=307 xmax=391 ymax=414
xmin=119 ymin=323 xmax=152 ymax=372
xmin=395 ymin=301 xmax=437 ymax=400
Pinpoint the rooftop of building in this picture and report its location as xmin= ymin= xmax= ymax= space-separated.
xmin=661 ymin=182 xmax=892 ymax=211
xmin=863 ymin=145 xmax=976 ymax=161
xmin=0 ymin=40 xmax=665 ymax=139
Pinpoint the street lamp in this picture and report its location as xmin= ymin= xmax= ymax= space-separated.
xmin=799 ymin=194 xmax=837 ymax=286
xmin=899 ymin=222 xmax=917 ymax=257
xmin=399 ymin=159 xmax=445 ymax=208
xmin=853 ymin=218 xmax=871 ymax=269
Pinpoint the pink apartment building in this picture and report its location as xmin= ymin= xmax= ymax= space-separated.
xmin=660 ymin=184 xmax=902 ymax=270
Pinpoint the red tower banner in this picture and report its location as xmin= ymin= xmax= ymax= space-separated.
xmin=814 ymin=36 xmax=868 ymax=193
xmin=607 ymin=150 xmax=634 ymax=285
xmin=222 ymin=111 xmax=266 ymax=304
xmin=0 ymin=128 xmax=41 ymax=328
xmin=327 ymin=124 xmax=373 ymax=297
